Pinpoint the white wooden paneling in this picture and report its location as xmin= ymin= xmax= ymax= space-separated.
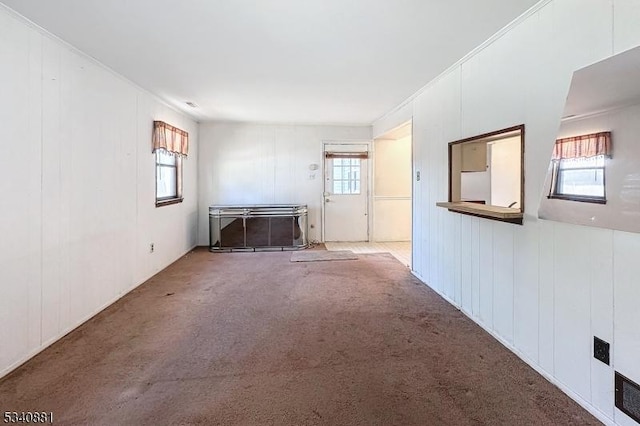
xmin=613 ymin=231 xmax=640 ymax=392
xmin=589 ymin=228 xmax=614 ymax=420
xmin=0 ymin=7 xmax=199 ymax=378
xmin=470 ymin=218 xmax=480 ymax=316
xmin=275 ymin=126 xmax=297 ymax=203
xmin=41 ymin=35 xmax=63 ymax=343
xmin=26 ymin=26 xmax=44 ymax=355
xmin=452 ymin=214 xmax=462 ymax=305
xmin=553 ymin=223 xmax=591 ymax=402
xmin=414 ymin=120 xmax=427 ymax=276
xmin=0 ymin=11 xmax=41 ymax=371
xmin=461 ymin=216 xmax=473 ymax=314
xmin=441 ymin=213 xmax=456 ymax=302
xmin=612 ymin=230 xmax=640 ymax=426
xmin=412 ymin=94 xmax=430 ymax=286
xmin=410 ymin=110 xmax=422 ymax=275
xmin=430 ymin=208 xmax=444 ymax=293
xmin=460 ymin=19 xmax=530 ymax=137
xmin=478 ymin=220 xmax=494 ymax=328
xmin=113 ymin=85 xmax=139 ymax=297
xmin=538 ymin=220 xmax=555 ymax=374
xmin=513 ymin=220 xmax=540 ymax=363
xmin=492 ymin=221 xmax=514 ymax=344
xmin=418 ymin=70 xmax=462 ymax=293
xmin=55 ymin=46 xmax=74 ymax=340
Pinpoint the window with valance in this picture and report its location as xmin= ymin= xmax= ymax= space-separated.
xmin=549 ymin=131 xmax=611 ymax=203
xmin=152 ymin=121 xmax=189 ymax=206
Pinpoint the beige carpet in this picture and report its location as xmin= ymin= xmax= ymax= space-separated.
xmin=0 ymin=248 xmax=601 ymax=425
xmin=290 ymin=249 xmax=358 ymax=262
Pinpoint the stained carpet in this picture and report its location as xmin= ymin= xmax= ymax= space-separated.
xmin=0 ymin=248 xmax=601 ymax=425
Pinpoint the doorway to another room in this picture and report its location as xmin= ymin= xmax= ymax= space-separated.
xmin=324 ymin=123 xmax=413 ymax=268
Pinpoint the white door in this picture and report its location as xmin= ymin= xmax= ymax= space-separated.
xmin=323 ymin=145 xmax=369 ymax=241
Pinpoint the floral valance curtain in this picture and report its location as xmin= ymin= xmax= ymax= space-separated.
xmin=152 ymin=121 xmax=189 ymax=157
xmin=552 ymin=131 xmax=611 ymax=160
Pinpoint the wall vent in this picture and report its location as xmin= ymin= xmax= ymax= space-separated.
xmin=616 ymin=372 xmax=640 ymax=424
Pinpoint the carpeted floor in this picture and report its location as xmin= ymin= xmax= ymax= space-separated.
xmin=0 ymin=248 xmax=600 ymax=425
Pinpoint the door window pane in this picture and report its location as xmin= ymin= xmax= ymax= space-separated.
xmin=332 ymin=158 xmax=361 ymax=195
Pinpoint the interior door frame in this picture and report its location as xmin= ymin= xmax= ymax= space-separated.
xmin=321 ymin=139 xmax=373 ymax=243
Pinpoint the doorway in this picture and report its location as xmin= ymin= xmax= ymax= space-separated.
xmin=322 ymin=143 xmax=370 ymax=242
xmin=367 ymin=121 xmax=413 ymax=266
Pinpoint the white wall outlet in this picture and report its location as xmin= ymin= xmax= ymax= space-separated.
xmin=150 ymin=243 xmax=155 ymax=253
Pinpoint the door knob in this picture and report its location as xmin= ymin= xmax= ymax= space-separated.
xmin=325 ymin=198 xmax=331 ymax=202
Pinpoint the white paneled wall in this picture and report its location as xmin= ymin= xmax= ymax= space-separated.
xmin=197 ymin=122 xmax=371 ymax=244
xmin=0 ymin=8 xmax=198 ymax=377
xmin=374 ymin=1 xmax=640 ymax=424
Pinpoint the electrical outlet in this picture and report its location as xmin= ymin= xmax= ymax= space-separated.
xmin=150 ymin=243 xmax=155 ymax=253
xmin=416 ymin=171 xmax=421 ymax=181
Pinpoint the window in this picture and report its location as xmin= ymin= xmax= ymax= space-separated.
xmin=551 ymin=155 xmax=605 ymax=201
xmin=332 ymin=158 xmax=361 ymax=194
xmin=156 ymin=150 xmax=183 ymax=204
xmin=548 ymin=131 xmax=611 ymax=204
xmin=152 ymin=121 xmax=189 ymax=207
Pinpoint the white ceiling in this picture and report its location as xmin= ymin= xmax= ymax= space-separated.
xmin=2 ymin=0 xmax=540 ymax=124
